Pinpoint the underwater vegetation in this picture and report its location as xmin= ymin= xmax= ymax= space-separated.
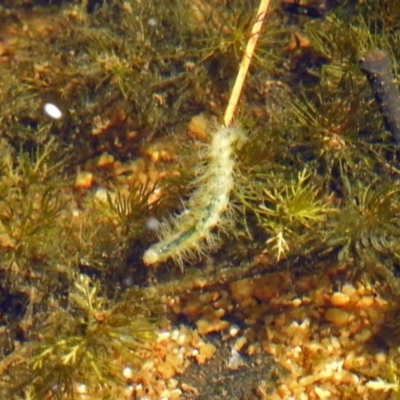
xmin=1 ymin=0 xmax=400 ymax=397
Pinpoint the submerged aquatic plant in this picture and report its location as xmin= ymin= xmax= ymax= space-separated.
xmin=326 ymin=181 xmax=400 ymax=266
xmin=2 ymin=0 xmax=400 ymax=397
xmin=2 ymin=274 xmax=157 ymax=399
xmin=254 ymin=169 xmax=333 ymax=259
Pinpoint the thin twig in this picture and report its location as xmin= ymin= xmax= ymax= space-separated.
xmin=224 ymin=0 xmax=271 ymax=127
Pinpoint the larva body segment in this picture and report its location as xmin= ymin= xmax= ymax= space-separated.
xmin=143 ymin=126 xmax=246 ymax=267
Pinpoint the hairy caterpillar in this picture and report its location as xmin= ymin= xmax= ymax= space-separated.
xmin=143 ymin=125 xmax=246 ymax=267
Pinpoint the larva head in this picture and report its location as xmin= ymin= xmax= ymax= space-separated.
xmin=143 ymin=248 xmax=159 ymax=265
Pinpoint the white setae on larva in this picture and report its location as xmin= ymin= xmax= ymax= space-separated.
xmin=143 ymin=125 xmax=246 ymax=267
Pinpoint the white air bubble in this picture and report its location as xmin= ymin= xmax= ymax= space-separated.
xmin=44 ymin=103 xmax=62 ymax=119
xmin=122 ymin=366 xmax=133 ymax=379
xmin=145 ymin=217 xmax=160 ymax=231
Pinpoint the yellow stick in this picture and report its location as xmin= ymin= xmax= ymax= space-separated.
xmin=223 ymin=0 xmax=271 ymax=127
